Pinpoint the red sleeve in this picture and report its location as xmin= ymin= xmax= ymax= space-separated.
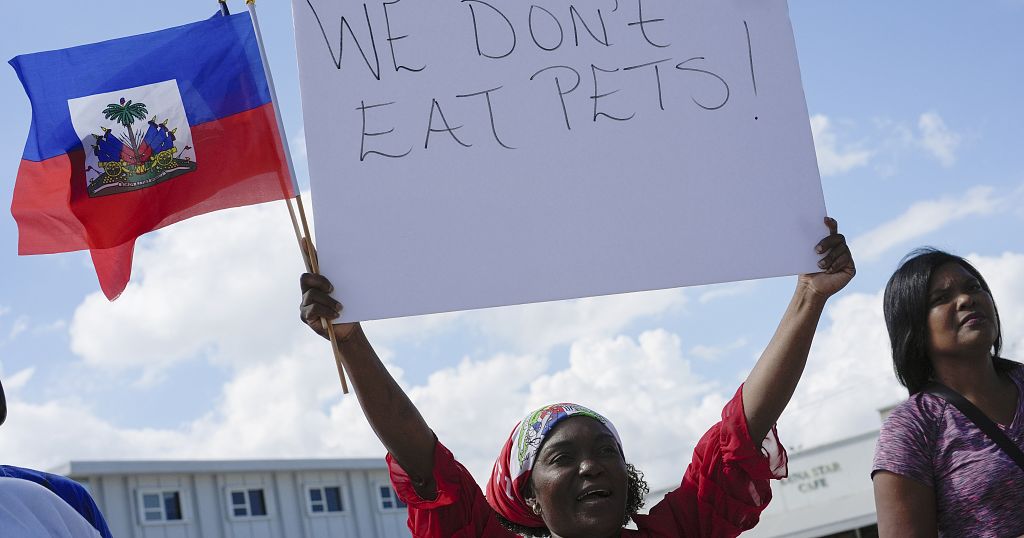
xmin=386 ymin=441 xmax=515 ymax=538
xmin=631 ymin=384 xmax=788 ymax=538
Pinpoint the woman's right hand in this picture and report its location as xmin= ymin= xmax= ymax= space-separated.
xmin=300 ymin=273 xmax=360 ymax=342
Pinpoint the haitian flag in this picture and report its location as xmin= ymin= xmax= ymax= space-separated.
xmin=9 ymin=12 xmax=295 ymax=300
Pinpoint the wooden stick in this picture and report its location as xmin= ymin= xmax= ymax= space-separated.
xmin=246 ymin=0 xmax=350 ymax=393
xmin=304 ymin=237 xmax=350 ymax=394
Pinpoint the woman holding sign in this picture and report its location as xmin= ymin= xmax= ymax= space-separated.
xmin=872 ymin=250 xmax=1024 ymax=537
xmin=300 ymin=218 xmax=854 ymax=538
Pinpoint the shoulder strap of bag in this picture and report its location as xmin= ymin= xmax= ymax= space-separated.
xmin=924 ymin=382 xmax=1024 ymax=473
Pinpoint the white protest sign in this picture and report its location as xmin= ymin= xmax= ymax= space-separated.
xmin=291 ymin=0 xmax=825 ymax=322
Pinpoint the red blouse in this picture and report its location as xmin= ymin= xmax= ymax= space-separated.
xmin=387 ymin=385 xmax=787 ymax=537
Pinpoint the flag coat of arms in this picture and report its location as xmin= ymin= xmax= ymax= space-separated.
xmin=10 ymin=12 xmax=294 ymax=299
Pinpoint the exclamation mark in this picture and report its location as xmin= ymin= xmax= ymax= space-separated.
xmin=744 ymin=20 xmax=758 ymax=120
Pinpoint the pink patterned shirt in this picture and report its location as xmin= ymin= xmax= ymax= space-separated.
xmin=872 ymin=363 xmax=1024 ymax=537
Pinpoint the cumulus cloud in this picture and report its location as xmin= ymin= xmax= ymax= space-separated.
xmin=6 ymin=249 xmax=1021 ymax=489
xmin=852 ymin=186 xmax=1001 ymax=262
xmin=7 ymin=317 xmax=28 ymax=342
xmin=0 ymin=325 xmax=722 ymax=492
xmin=778 ymin=251 xmax=1024 ymax=450
xmin=68 ymin=201 xmax=310 ymax=379
xmin=2 ymin=368 xmax=35 ymax=390
xmin=467 ymin=289 xmax=687 ymax=354
xmin=809 ymin=111 xmax=962 ymax=177
xmin=775 ymin=290 xmax=901 ymax=449
xmin=810 ymin=115 xmax=873 ymax=177
xmin=689 ymin=337 xmax=749 ymax=362
xmin=917 ymin=112 xmax=961 ymax=167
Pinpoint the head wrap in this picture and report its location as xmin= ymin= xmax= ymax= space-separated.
xmin=485 ymin=402 xmax=622 ymax=528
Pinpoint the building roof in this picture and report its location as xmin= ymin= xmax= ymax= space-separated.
xmin=51 ymin=457 xmax=387 ymax=477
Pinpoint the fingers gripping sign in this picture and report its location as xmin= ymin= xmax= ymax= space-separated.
xmin=802 ymin=217 xmax=856 ymax=299
xmin=299 ymin=272 xmax=360 ymax=342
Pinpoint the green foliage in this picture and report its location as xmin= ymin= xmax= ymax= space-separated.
xmin=102 ymin=99 xmax=148 ymax=128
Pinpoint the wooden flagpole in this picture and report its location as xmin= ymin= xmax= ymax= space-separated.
xmin=239 ymin=0 xmax=350 ymax=393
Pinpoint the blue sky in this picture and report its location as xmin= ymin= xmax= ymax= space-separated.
xmin=1 ymin=0 xmax=1023 ymax=491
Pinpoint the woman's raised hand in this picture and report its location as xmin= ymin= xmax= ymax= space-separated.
xmin=800 ymin=217 xmax=856 ymax=299
xmin=299 ymin=273 xmax=360 ymax=342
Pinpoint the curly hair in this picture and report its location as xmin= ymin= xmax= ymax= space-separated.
xmin=495 ymin=463 xmax=650 ymax=537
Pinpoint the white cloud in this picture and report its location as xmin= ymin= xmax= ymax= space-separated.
xmin=2 ymin=368 xmax=35 ymax=391
xmin=917 ymin=112 xmax=961 ymax=167
xmin=697 ymin=280 xmax=758 ymax=304
xmin=969 ymin=252 xmax=1024 ymax=359
xmin=0 ymin=306 xmax=10 ymax=317
xmin=852 ymin=186 xmax=1001 ymax=262
xmin=466 ymin=289 xmax=687 ymax=354
xmin=689 ymin=337 xmax=749 ymax=362
xmin=775 ymin=290 xmax=902 ymax=450
xmin=778 ymin=251 xmax=1024 ymax=451
xmin=11 ymin=249 xmax=1021 ymax=487
xmin=68 ymin=200 xmax=310 ymax=378
xmin=7 ymin=317 xmax=28 ymax=341
xmin=810 ymin=115 xmax=873 ymax=177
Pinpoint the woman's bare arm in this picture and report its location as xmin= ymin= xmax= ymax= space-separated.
xmin=873 ymin=471 xmax=938 ymax=537
xmin=742 ymin=218 xmax=855 ymax=442
xmin=300 ymin=273 xmax=438 ymax=499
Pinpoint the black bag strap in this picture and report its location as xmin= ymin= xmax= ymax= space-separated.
xmin=924 ymin=382 xmax=1024 ymax=473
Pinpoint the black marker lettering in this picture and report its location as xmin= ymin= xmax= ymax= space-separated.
xmin=457 ymin=87 xmax=516 ymax=150
xmin=424 ymin=99 xmax=472 ymax=149
xmin=623 ymin=58 xmax=671 ymax=111
xmin=675 ymin=57 xmax=730 ymax=110
xmin=305 ymin=1 xmax=382 ymax=80
xmin=529 ymin=5 xmax=564 ymax=52
xmin=462 ymin=0 xmax=516 ymax=59
xmin=357 ymin=101 xmax=412 ymax=161
xmin=530 ymin=65 xmax=582 ymax=130
xmin=628 ymin=0 xmax=669 ymax=49
xmin=383 ymin=0 xmax=425 ymax=73
xmin=591 ymin=64 xmax=635 ymax=122
xmin=569 ymin=5 xmax=610 ymax=47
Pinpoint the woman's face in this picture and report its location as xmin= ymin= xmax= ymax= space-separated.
xmin=528 ymin=416 xmax=628 ymax=538
xmin=926 ymin=262 xmax=998 ymax=359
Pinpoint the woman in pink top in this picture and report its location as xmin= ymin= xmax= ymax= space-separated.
xmin=300 ymin=219 xmax=854 ymax=538
xmin=873 ymin=249 xmax=1023 ymax=537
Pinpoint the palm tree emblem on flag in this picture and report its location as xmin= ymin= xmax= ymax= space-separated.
xmin=87 ymin=94 xmax=197 ymax=197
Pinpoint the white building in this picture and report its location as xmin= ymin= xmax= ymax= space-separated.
xmin=51 ymin=458 xmax=413 ymax=538
xmin=744 ymin=429 xmax=879 ymax=538
xmin=644 ymin=412 xmax=892 ymax=537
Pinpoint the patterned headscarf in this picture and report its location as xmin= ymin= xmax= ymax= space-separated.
xmin=485 ymin=403 xmax=622 ymax=528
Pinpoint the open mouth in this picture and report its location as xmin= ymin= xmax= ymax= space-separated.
xmin=576 ymin=489 xmax=612 ymax=501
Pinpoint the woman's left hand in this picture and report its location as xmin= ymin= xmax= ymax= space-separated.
xmin=800 ymin=217 xmax=856 ymax=299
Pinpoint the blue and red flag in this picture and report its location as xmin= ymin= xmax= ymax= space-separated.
xmin=9 ymin=12 xmax=295 ymax=300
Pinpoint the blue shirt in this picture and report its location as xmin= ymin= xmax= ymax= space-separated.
xmin=0 ymin=466 xmax=112 ymax=538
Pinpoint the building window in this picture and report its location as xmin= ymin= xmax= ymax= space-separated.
xmin=377 ymin=484 xmax=407 ymax=511
xmin=307 ymin=486 xmax=344 ymax=514
xmin=228 ymin=488 xmax=268 ymax=518
xmin=138 ymin=490 xmax=184 ymax=523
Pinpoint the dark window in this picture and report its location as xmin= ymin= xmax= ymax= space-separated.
xmin=309 ymin=486 xmax=345 ymax=514
xmin=140 ymin=490 xmax=183 ymax=522
xmin=229 ymin=488 xmax=268 ymax=518
xmin=379 ymin=485 xmax=406 ymax=510
xmin=248 ymin=489 xmax=267 ymax=516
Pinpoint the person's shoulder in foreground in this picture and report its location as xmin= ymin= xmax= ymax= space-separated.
xmin=0 ymin=465 xmax=113 ymax=538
